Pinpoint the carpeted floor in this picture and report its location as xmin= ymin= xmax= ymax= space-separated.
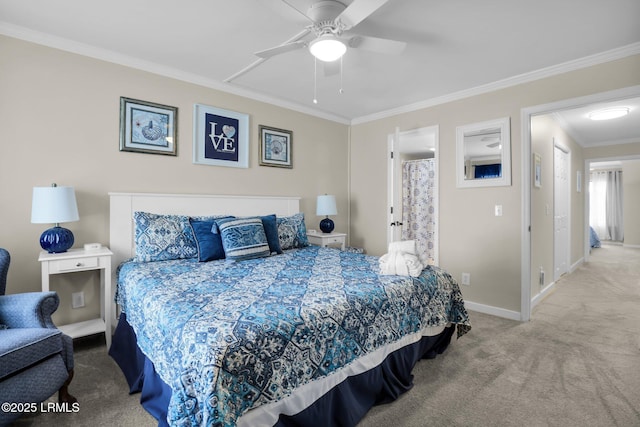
xmin=14 ymin=244 xmax=640 ymax=427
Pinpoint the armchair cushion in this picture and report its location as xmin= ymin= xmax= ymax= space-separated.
xmin=0 ymin=328 xmax=63 ymax=380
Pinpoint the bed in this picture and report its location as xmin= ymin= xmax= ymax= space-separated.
xmin=108 ymin=192 xmax=471 ymax=427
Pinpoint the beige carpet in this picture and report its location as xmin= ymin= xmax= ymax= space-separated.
xmin=15 ymin=244 xmax=640 ymax=427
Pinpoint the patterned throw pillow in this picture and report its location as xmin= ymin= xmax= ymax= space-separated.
xmin=276 ymin=212 xmax=309 ymax=250
xmin=134 ymin=212 xmax=198 ymax=262
xmin=215 ymin=217 xmax=271 ymax=261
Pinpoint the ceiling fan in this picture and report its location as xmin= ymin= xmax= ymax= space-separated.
xmin=225 ymin=0 xmax=406 ymax=83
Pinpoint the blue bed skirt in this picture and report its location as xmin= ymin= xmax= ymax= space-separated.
xmin=109 ymin=313 xmax=455 ymax=427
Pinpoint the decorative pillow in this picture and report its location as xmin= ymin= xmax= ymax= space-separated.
xmin=257 ymin=214 xmax=283 ymax=255
xmin=134 ymin=212 xmax=197 ymax=262
xmin=215 ymin=217 xmax=271 ymax=261
xmin=189 ymin=217 xmax=234 ymax=262
xmin=276 ymin=212 xmax=309 ymax=250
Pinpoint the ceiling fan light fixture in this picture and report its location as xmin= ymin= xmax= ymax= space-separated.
xmin=309 ymin=34 xmax=346 ymax=62
xmin=588 ymin=107 xmax=630 ymax=121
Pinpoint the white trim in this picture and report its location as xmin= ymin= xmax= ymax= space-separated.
xmin=531 ymin=282 xmax=556 ymax=310
xmin=570 ymin=257 xmax=584 ymax=273
xmin=2 ymin=21 xmax=639 ymax=127
xmin=0 ymin=21 xmax=350 ymax=125
xmin=352 ymin=43 xmax=640 ymax=125
xmin=624 ymin=244 xmax=640 ymax=249
xmin=522 ymin=85 xmax=640 ymax=323
xmin=464 ymin=300 xmax=521 ymax=321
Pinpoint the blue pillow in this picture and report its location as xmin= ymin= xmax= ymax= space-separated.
xmin=189 ymin=217 xmax=233 ymax=262
xmin=258 ymin=214 xmax=283 ymax=255
xmin=134 ymin=212 xmax=198 ymax=262
xmin=276 ymin=213 xmax=309 ymax=250
xmin=215 ymin=217 xmax=271 ymax=261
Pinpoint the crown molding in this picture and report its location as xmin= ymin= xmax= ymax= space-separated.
xmin=0 ymin=21 xmax=351 ymax=125
xmin=2 ymin=21 xmax=638 ymax=128
xmin=351 ymin=42 xmax=640 ymax=125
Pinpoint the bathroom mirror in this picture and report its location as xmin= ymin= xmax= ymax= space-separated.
xmin=456 ymin=117 xmax=511 ymax=188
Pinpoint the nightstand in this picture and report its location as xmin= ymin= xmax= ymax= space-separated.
xmin=39 ymin=247 xmax=113 ymax=349
xmin=307 ymin=231 xmax=347 ymax=250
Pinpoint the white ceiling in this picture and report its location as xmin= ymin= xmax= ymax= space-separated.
xmin=1 ymin=0 xmax=640 ymax=144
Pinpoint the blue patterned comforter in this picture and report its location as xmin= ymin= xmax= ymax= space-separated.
xmin=117 ymin=246 xmax=470 ymax=426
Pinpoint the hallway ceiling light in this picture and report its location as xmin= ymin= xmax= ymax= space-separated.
xmin=588 ymin=107 xmax=630 ymax=121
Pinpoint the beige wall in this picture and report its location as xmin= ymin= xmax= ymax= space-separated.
xmin=530 ymin=114 xmax=585 ymax=299
xmin=622 ymin=160 xmax=640 ymax=246
xmin=2 ymin=34 xmax=639 ymax=323
xmin=0 ymin=36 xmax=349 ymax=325
xmin=350 ymin=54 xmax=640 ymax=314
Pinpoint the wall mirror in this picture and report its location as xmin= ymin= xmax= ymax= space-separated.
xmin=456 ymin=117 xmax=511 ymax=188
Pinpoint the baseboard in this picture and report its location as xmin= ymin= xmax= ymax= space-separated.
xmin=570 ymin=257 xmax=583 ymax=273
xmin=531 ymin=282 xmax=556 ymax=310
xmin=464 ymin=300 xmax=522 ymax=321
xmin=623 ymin=243 xmax=640 ymax=248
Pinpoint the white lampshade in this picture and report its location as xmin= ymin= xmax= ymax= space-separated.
xmin=31 ymin=185 xmax=79 ymax=224
xmin=309 ymin=35 xmax=347 ymax=62
xmin=316 ymin=195 xmax=337 ymax=216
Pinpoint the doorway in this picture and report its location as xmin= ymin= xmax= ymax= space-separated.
xmin=521 ymin=85 xmax=640 ymax=321
xmin=387 ymin=125 xmax=439 ymax=264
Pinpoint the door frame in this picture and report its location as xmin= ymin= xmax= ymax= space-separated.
xmin=387 ymin=125 xmax=439 ymax=263
xmin=521 ymin=85 xmax=640 ymax=321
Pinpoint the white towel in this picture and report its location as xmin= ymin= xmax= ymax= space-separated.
xmin=388 ymin=240 xmax=417 ymax=255
xmin=379 ymin=241 xmax=425 ymax=277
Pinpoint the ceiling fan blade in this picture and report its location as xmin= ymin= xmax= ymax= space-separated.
xmin=224 ymin=58 xmax=268 ymax=83
xmin=255 ymin=41 xmax=306 ymax=58
xmin=254 ymin=28 xmax=311 ymax=58
xmin=348 ymin=35 xmax=406 ymax=55
xmin=337 ymin=0 xmax=389 ymax=30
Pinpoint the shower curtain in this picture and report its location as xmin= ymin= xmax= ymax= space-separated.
xmin=401 ymin=159 xmax=436 ymax=265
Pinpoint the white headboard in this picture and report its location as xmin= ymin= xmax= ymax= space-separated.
xmin=109 ymin=192 xmax=301 ymax=271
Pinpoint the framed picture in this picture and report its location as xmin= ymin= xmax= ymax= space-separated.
xmin=193 ymin=104 xmax=249 ymax=168
xmin=533 ymin=153 xmax=542 ymax=188
xmin=259 ymin=125 xmax=292 ymax=169
xmin=120 ymin=97 xmax=177 ymax=156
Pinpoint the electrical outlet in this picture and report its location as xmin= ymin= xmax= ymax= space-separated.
xmin=72 ymin=291 xmax=85 ymax=309
xmin=461 ymin=273 xmax=471 ymax=286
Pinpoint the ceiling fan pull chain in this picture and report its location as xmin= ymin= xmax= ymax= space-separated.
xmin=313 ymin=57 xmax=318 ymax=104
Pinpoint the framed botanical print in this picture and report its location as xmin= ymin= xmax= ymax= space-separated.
xmin=533 ymin=153 xmax=542 ymax=188
xmin=259 ymin=125 xmax=292 ymax=169
xmin=119 ymin=97 xmax=177 ymax=156
xmin=193 ymin=104 xmax=249 ymax=168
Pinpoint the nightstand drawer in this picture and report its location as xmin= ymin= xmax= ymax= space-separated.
xmin=326 ymin=236 xmax=344 ymax=245
xmin=50 ymin=256 xmax=99 ymax=273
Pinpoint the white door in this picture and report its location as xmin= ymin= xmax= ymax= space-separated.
xmin=554 ymin=144 xmax=570 ymax=280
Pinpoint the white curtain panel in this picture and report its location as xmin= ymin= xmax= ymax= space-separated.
xmin=589 ymin=170 xmax=623 ymax=242
xmin=401 ymin=159 xmax=436 ymax=265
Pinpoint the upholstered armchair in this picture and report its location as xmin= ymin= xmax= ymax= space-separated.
xmin=0 ymin=248 xmax=76 ymax=425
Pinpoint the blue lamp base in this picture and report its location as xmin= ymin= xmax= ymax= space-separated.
xmin=40 ymin=226 xmax=74 ymax=253
xmin=319 ymin=217 xmax=334 ymax=234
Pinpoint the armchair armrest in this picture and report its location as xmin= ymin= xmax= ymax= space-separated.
xmin=0 ymin=291 xmax=59 ymax=329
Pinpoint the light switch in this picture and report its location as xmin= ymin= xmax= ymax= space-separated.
xmin=495 ymin=205 xmax=503 ymax=216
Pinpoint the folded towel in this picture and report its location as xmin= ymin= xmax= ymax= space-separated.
xmin=379 ymin=249 xmax=424 ymax=277
xmin=388 ymin=240 xmax=417 ymax=255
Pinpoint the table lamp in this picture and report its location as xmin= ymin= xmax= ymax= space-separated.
xmin=316 ymin=194 xmax=337 ymax=233
xmin=31 ymin=183 xmax=79 ymax=253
